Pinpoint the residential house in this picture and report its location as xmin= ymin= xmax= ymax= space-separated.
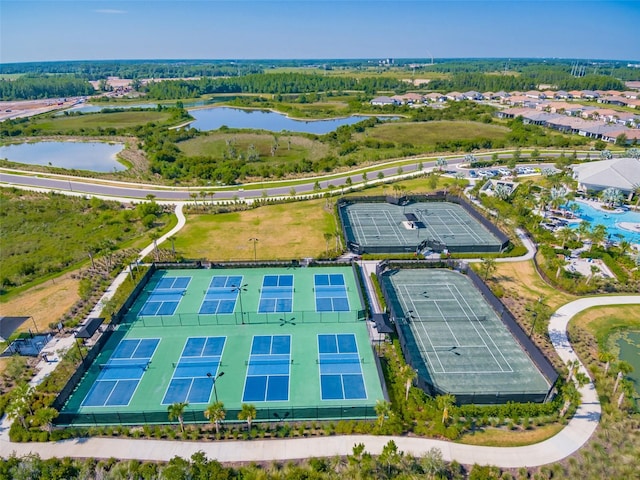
xmin=370 ymin=96 xmax=398 ymax=106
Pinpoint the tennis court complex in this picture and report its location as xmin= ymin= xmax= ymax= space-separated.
xmin=58 ymin=266 xmax=384 ymax=425
xmin=380 ymin=268 xmax=550 ymax=403
xmin=339 ymin=198 xmax=507 ymax=254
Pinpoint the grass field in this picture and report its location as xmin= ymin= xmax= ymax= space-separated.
xmin=31 ymin=111 xmax=173 ymax=131
xmin=458 ymin=423 xmax=564 ymax=447
xmin=570 ymin=305 xmax=640 ymax=350
xmin=177 ymin=132 xmax=330 ymax=162
xmin=174 ymin=198 xmax=336 ymax=260
xmin=357 ymin=121 xmax=510 ymax=146
xmin=493 ymin=260 xmax=575 ymax=311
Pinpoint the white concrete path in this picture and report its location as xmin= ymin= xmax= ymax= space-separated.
xmin=2 ymin=294 xmax=637 ymax=467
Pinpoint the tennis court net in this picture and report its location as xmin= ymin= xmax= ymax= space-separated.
xmin=245 ymin=358 xmax=293 ymax=366
xmin=316 ymin=357 xmax=364 ymax=364
xmin=406 ymin=315 xmax=487 ymax=323
xmin=99 ymin=361 xmax=149 ymax=371
xmin=171 ymin=360 xmax=218 ymax=368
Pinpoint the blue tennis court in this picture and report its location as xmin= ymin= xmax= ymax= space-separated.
xmin=162 ymin=336 xmax=226 ymax=404
xmin=318 ymin=334 xmax=367 ymax=400
xmin=140 ymin=276 xmax=191 ymax=316
xmin=82 ymin=338 xmax=160 ymax=407
xmin=198 ymin=275 xmax=243 ymax=315
xmin=243 ymin=335 xmax=291 ymax=402
xmin=258 ymin=274 xmax=294 ymax=313
xmin=314 ymin=274 xmax=350 ymax=312
xmin=157 ymin=276 xmax=191 ymax=290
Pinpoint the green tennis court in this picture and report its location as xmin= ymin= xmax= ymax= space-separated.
xmin=381 ymin=268 xmax=550 ymax=403
xmin=339 ymin=200 xmax=506 ymax=254
xmin=59 ymin=266 xmax=384 ymax=425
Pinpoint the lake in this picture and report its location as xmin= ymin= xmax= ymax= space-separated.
xmin=0 ymin=141 xmax=126 ymax=172
xmin=617 ymin=330 xmax=640 ymax=410
xmin=188 ymin=107 xmax=381 ymax=134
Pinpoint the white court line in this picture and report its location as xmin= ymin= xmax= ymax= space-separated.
xmin=449 ymin=284 xmax=514 ymax=373
xmin=447 ymin=283 xmax=504 ymax=371
xmin=400 ymin=285 xmax=446 ymax=373
xmin=382 ymin=210 xmax=404 ymax=243
xmin=432 ymin=300 xmax=461 ymax=346
xmin=349 ymin=210 xmax=369 ymax=242
xmin=447 ymin=208 xmax=485 ymax=242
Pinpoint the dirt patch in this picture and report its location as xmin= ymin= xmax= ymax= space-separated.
xmin=494 ymin=260 xmax=575 ymax=310
xmin=0 ymin=272 xmax=81 ymax=333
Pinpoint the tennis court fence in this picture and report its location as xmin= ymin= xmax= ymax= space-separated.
xmin=55 ymin=405 xmax=377 ymax=426
xmin=126 ymin=309 xmax=367 ymax=327
xmin=378 ymin=261 xmax=558 ymax=405
xmin=337 ymin=194 xmax=509 ymax=254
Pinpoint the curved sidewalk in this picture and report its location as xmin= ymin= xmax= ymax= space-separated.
xmin=2 ymin=295 xmax=638 ymax=467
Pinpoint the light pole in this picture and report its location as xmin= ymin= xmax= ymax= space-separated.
xmin=249 ymin=237 xmax=259 ymax=261
xmin=207 ymin=371 xmax=225 ymax=403
xmin=231 ymin=283 xmax=248 ymax=324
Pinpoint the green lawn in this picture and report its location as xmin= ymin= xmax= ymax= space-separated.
xmin=174 ymin=198 xmax=336 ymax=261
xmin=177 ymin=132 xmax=329 ymax=162
xmin=358 ymin=120 xmax=509 ymax=146
xmin=31 ymin=111 xmax=173 ymax=131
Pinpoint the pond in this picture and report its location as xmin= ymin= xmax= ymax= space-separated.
xmin=187 ymin=107 xmax=383 ymax=134
xmin=617 ymin=330 xmax=640 ymax=410
xmin=59 ymin=97 xmax=238 ymax=115
xmin=0 ymin=141 xmax=126 ymax=172
xmin=566 ymin=200 xmax=640 ymax=244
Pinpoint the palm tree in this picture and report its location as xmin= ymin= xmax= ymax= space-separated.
xmin=436 ymin=157 xmax=447 ymax=171
xmin=601 ymin=187 xmax=623 ymax=208
xmin=167 ymin=235 xmax=177 ymax=257
xmin=149 ymin=231 xmax=160 ymax=262
xmin=436 ymin=394 xmax=456 ymax=425
xmin=167 ymin=402 xmax=189 ymax=432
xmin=374 ymin=400 xmax=392 ymax=427
xmin=556 ymin=227 xmax=575 ymax=249
xmin=399 ymin=364 xmax=417 ymax=401
xmin=576 ymin=220 xmax=592 ymax=244
xmin=589 ymin=224 xmax=608 ymax=250
xmin=480 ymin=257 xmax=497 ymax=281
xmin=34 ymin=407 xmax=58 ymax=433
xmin=237 ymin=403 xmax=257 ymax=431
xmin=5 ymin=384 xmax=34 ymax=429
xmin=204 ymin=401 xmax=226 ymax=434
xmin=632 ymin=183 xmax=640 ymax=209
xmin=493 ymin=183 xmax=512 ymax=201
xmin=323 ymin=233 xmax=333 ymax=257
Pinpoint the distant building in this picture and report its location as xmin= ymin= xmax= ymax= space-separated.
xmin=572 ymin=158 xmax=640 ymax=197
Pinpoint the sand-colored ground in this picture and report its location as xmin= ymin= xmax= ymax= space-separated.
xmin=0 ymin=273 xmax=80 ymax=375
xmin=494 ymin=260 xmax=575 ymax=310
xmin=0 ymin=272 xmax=80 ymax=333
xmin=0 ymin=98 xmax=86 ymax=122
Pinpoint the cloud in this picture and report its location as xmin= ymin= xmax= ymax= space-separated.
xmin=94 ymin=9 xmax=126 ymax=15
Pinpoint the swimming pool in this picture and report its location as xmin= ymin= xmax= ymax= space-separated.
xmin=566 ymin=200 xmax=640 ymax=244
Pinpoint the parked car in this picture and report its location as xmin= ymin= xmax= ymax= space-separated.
xmin=469 ymin=170 xmax=478 ymax=178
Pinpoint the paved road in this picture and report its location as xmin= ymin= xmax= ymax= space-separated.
xmin=1 ymin=150 xmax=583 ymax=201
xmin=2 ymin=295 xmax=637 ymax=467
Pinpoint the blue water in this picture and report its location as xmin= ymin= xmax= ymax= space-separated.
xmin=567 ymin=200 xmax=640 ymax=244
xmin=188 ymin=107 xmax=379 ymax=134
xmin=0 ymin=141 xmax=126 ymax=172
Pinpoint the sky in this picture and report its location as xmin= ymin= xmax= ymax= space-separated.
xmin=1 ymin=0 xmax=639 ymax=63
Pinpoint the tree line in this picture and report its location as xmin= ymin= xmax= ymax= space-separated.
xmin=0 ymin=75 xmax=95 ymax=101
xmin=143 ymin=73 xmax=408 ymax=99
xmin=0 ymin=60 xmax=264 ymax=80
xmin=428 ymin=72 xmax=625 ymax=92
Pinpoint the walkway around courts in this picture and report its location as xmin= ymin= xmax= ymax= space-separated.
xmin=2 ymin=295 xmax=637 ymax=467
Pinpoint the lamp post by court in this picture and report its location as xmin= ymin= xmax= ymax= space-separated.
xmin=206 ymin=371 xmax=225 ymax=403
xmin=231 ymin=283 xmax=248 ymax=324
xmin=249 ymin=237 xmax=259 ymax=261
